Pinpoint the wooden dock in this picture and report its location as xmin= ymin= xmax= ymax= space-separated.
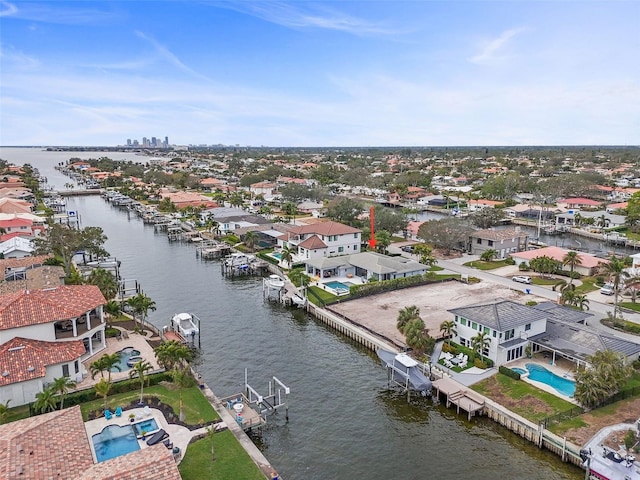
xmin=432 ymin=377 xmax=485 ymax=421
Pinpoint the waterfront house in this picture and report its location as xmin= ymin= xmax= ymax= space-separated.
xmin=554 ymin=210 xmax=626 ymax=230
xmin=0 ymin=285 xmax=107 ymax=372
xmin=467 ymin=228 xmax=529 ymax=259
xmin=0 ymin=406 xmax=182 ymax=479
xmin=304 ymin=251 xmax=428 ymax=282
xmin=277 ymin=220 xmax=361 ymax=263
xmin=557 ymin=197 xmax=602 ymax=210
xmin=510 ymin=246 xmax=604 ymax=276
xmin=448 ymin=300 xmax=640 ymax=368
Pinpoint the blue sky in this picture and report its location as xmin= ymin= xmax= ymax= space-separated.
xmin=1 ymin=1 xmax=639 ymax=147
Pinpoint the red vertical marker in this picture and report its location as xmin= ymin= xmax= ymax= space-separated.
xmin=368 ymin=205 xmax=377 ymax=249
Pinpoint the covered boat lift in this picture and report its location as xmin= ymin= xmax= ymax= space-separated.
xmin=377 ymin=348 xmax=432 ymax=401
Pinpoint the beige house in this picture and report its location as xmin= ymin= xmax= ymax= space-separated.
xmin=468 ymin=228 xmax=529 ymax=259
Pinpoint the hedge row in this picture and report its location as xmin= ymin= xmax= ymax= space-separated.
xmin=499 ymin=365 xmax=521 ymax=380
xmin=348 ymin=274 xmax=452 ymax=299
xmin=63 ymin=372 xmax=172 ymax=408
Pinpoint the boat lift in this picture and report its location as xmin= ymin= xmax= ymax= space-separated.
xmin=244 ymin=369 xmax=290 ymax=422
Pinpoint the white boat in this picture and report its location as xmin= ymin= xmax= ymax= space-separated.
xmin=224 ymin=252 xmax=254 ymax=268
xmin=266 ymin=274 xmax=285 ymax=289
xmin=172 ymin=312 xmax=199 ymax=338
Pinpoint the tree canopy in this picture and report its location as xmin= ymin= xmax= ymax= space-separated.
xmin=417 ymin=218 xmax=473 ymax=254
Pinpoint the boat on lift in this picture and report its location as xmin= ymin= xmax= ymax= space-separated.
xmin=171 ymin=312 xmax=200 ymax=338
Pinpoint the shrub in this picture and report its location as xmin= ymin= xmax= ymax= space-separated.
xmin=525 ymin=300 xmax=538 ymax=306
xmin=499 ymin=365 xmax=521 ymax=380
xmin=474 ymin=358 xmax=488 ymax=369
xmin=441 ymin=342 xmax=457 ymax=354
xmin=505 ymin=257 xmax=516 ymax=265
xmin=519 ymin=262 xmax=530 ymax=271
xmin=105 ymin=327 xmax=120 ymax=338
xmin=625 ymin=430 xmax=637 ymax=450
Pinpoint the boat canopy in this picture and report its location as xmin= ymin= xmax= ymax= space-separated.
xmin=377 ymin=348 xmax=432 ymax=393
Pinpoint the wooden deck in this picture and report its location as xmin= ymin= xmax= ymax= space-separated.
xmin=433 ymin=377 xmax=485 ymax=421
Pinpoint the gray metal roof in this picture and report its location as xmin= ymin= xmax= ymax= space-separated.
xmin=448 ymin=300 xmax=549 ymax=332
xmin=347 ymin=252 xmax=427 ymax=275
xmin=533 ymin=302 xmax=593 ymax=324
xmin=305 ymin=256 xmax=351 ymax=269
xmin=529 ymin=320 xmax=640 ymax=361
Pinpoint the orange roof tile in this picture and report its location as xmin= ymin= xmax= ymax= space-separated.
xmin=0 ymin=285 xmax=106 ymax=330
xmin=0 ymin=406 xmax=94 ymax=479
xmin=0 ymin=337 xmax=85 ymax=386
xmin=298 ymin=235 xmax=327 ymax=250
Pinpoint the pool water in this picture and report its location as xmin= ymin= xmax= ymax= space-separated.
xmin=521 ymin=363 xmax=576 ymax=397
xmin=132 ymin=418 xmax=159 ymax=437
xmin=111 ymin=347 xmax=141 ymax=372
xmin=511 ymin=367 xmax=527 ymax=376
xmin=324 ymin=281 xmax=351 ymax=290
xmin=271 ymin=252 xmax=282 ymax=259
xmin=92 ymin=424 xmax=140 ymax=462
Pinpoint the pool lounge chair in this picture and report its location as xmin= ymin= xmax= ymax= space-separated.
xmin=115 ymin=406 xmax=123 ymax=417
xmin=146 ymin=429 xmax=169 ymax=446
xmin=104 ymin=409 xmax=113 ymax=420
xmin=143 ymin=405 xmax=152 ymax=416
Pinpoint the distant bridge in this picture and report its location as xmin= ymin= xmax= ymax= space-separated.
xmin=51 ymin=189 xmax=104 ymax=197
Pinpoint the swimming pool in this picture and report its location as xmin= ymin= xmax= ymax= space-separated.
xmin=324 ymin=281 xmax=355 ymax=290
xmin=132 ymin=418 xmax=159 ymax=437
xmin=92 ymin=424 xmax=140 ymax=462
xmin=270 ymin=252 xmax=282 ymax=259
xmin=518 ymin=363 xmax=576 ymax=397
xmin=111 ymin=347 xmax=141 ymax=372
xmin=511 ymin=367 xmax=527 ymax=376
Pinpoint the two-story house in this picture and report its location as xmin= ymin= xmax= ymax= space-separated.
xmin=0 ymin=285 xmax=107 ymax=406
xmin=468 ymin=228 xmax=529 ymax=259
xmin=448 ymin=301 xmax=549 ymax=366
xmin=277 ymin=221 xmax=361 ymax=263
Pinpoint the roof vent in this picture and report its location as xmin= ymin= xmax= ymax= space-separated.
xmin=8 ymin=346 xmax=25 ymax=352
xmin=1 ymin=371 xmax=9 ymax=377
xmin=27 ymin=366 xmax=35 ymax=372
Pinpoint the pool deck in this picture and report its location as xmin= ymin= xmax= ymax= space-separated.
xmin=84 ymin=406 xmax=219 ymax=463
xmin=75 ymin=333 xmax=162 ymax=390
xmin=506 ymin=355 xmax=578 ymax=404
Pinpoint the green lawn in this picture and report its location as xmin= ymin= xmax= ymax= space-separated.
xmin=531 ymin=277 xmax=559 ymax=286
xmin=307 ymin=285 xmax=340 ymax=305
xmin=471 ymin=373 xmax=575 ymax=423
xmin=621 ymin=302 xmax=640 ymax=312
xmin=463 ymin=260 xmax=514 ymax=270
xmin=575 ymin=277 xmax=600 ymax=294
xmin=80 ymin=384 xmax=219 ymax=424
xmin=179 ymin=431 xmax=265 ymax=480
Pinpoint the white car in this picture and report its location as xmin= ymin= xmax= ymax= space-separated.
xmin=600 ymin=284 xmax=615 ymax=295
xmin=512 ymin=275 xmax=532 ymax=284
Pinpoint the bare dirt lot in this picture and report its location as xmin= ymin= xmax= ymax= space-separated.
xmin=328 ymin=279 xmax=540 ymax=347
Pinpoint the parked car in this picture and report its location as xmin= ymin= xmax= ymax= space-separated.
xmin=401 ymin=245 xmax=414 ymax=253
xmin=512 ymin=275 xmax=532 ymax=284
xmin=600 ymin=283 xmax=615 ymax=295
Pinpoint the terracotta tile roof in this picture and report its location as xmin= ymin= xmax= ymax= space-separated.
xmin=78 ymin=444 xmax=182 ymax=480
xmin=287 ymin=221 xmax=361 ymax=236
xmin=298 ymin=235 xmax=327 ymax=250
xmin=0 ymin=255 xmax=52 ymax=270
xmin=510 ymin=246 xmax=607 ymax=268
xmin=0 ymin=406 xmax=94 ymax=479
xmin=0 ymin=285 xmax=106 ymax=330
xmin=0 ymin=265 xmax=65 ymax=296
xmin=0 ymin=337 xmax=85 ymax=386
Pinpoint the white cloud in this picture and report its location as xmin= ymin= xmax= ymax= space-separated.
xmin=135 ymin=31 xmax=210 ymax=81
xmin=469 ymin=27 xmax=527 ymax=65
xmin=0 ymin=1 xmax=17 ymax=17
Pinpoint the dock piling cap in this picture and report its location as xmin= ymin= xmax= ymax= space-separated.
xmin=394 ymin=352 xmax=418 ymax=368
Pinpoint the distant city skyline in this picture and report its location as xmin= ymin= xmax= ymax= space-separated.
xmin=1 ymin=1 xmax=639 ymax=147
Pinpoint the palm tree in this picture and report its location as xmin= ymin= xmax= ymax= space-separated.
xmin=562 ymin=251 xmax=582 ymax=286
xmin=0 ymin=399 xmax=11 ymax=424
xmin=94 ymin=378 xmax=111 ymax=411
xmin=598 ymin=255 xmax=627 ymax=320
xmin=471 ymin=331 xmax=491 ymax=364
xmin=374 ymin=230 xmax=392 ymax=254
xmin=280 ymin=245 xmax=294 ymax=269
xmin=480 ymin=249 xmax=497 ymax=262
xmin=573 ymin=212 xmax=583 ymax=228
xmin=90 ymin=353 xmax=121 ymax=383
xmin=103 ymin=300 xmax=121 ymax=326
xmin=129 ymin=360 xmax=153 ymax=405
xmin=282 ymin=202 xmax=298 ymax=224
xmin=126 ymin=293 xmax=156 ymax=329
xmin=596 ymin=214 xmax=610 ymax=232
xmin=573 ymin=294 xmax=590 ymax=311
xmin=404 ymin=318 xmax=433 ymax=355
xmin=414 ymin=244 xmax=437 ymax=268
xmin=439 ymin=320 xmax=457 ymax=345
xmin=242 ymin=230 xmax=259 ymax=251
xmin=623 ymin=275 xmax=640 ymax=303
xmin=86 ymin=267 xmax=119 ymax=300
xmin=397 ymin=305 xmax=420 ymax=334
xmin=154 ymin=340 xmax=193 ymax=372
xmin=171 ymin=366 xmax=195 ymax=421
xmin=51 ymin=376 xmax=76 ymax=410
xmin=34 ymin=387 xmax=58 ymax=414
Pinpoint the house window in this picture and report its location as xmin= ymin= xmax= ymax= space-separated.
xmin=353 ymin=245 xmax=358 ymax=250
xmin=471 ymin=322 xmax=477 ymax=330
xmin=354 ymin=233 xmax=358 ymax=238
xmin=338 ymin=246 xmax=344 ymax=253
xmin=460 ymin=318 xmax=467 ymax=326
xmin=492 ymin=330 xmax=497 ymax=338
xmin=459 ymin=338 xmax=468 ymax=348
xmin=488 ymin=240 xmax=494 ymax=247
xmin=62 ymin=364 xmax=70 ymax=378
xmin=525 ymin=323 xmax=531 ymax=331
xmin=74 ymin=360 xmax=79 ymax=374
xmin=476 ymin=238 xmax=482 ymax=244
xmin=483 ymin=327 xmax=490 ymax=335
xmin=505 ymin=329 xmax=515 ymax=340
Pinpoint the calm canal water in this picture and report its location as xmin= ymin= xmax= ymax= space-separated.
xmin=0 ymin=147 xmax=581 ymax=479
